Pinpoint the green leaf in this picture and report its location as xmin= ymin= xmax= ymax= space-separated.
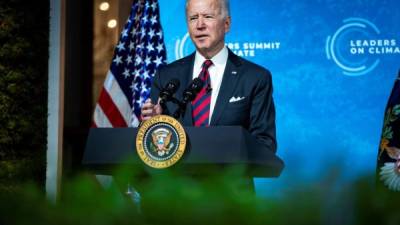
xmin=382 ymin=126 xmax=393 ymax=140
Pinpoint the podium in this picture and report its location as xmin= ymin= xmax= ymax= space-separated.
xmin=82 ymin=126 xmax=284 ymax=178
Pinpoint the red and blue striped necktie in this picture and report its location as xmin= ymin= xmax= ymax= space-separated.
xmin=192 ymin=59 xmax=213 ymax=126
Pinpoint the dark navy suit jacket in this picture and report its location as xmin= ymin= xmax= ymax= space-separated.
xmin=150 ymin=49 xmax=277 ymax=153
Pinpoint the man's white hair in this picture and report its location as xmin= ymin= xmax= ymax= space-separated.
xmin=185 ymin=0 xmax=231 ymax=18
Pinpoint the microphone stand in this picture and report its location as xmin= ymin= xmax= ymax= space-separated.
xmin=172 ymin=100 xmax=186 ymax=119
xmin=161 ymin=97 xmax=182 ymax=119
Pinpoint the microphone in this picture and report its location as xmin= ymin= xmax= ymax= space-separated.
xmin=172 ymin=78 xmax=204 ymax=119
xmin=159 ymin=78 xmax=180 ymax=105
xmin=181 ymin=78 xmax=204 ymax=105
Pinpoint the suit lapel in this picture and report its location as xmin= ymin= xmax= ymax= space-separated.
xmin=210 ymin=50 xmax=242 ymax=125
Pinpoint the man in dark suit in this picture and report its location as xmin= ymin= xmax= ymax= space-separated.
xmin=141 ymin=0 xmax=276 ymax=153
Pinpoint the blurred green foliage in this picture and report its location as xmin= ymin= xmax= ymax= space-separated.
xmin=0 ymin=0 xmax=48 ymax=192
xmin=0 ymin=166 xmax=399 ymax=225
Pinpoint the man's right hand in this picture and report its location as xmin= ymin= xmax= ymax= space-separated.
xmin=141 ymin=99 xmax=162 ymax=121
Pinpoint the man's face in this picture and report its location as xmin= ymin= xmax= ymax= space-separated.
xmin=186 ymin=0 xmax=231 ymax=58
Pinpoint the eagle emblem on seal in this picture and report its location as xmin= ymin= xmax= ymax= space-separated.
xmin=150 ymin=128 xmax=174 ymax=156
xmin=136 ymin=115 xmax=186 ymax=169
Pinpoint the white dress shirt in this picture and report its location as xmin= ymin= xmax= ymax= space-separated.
xmin=192 ymin=46 xmax=229 ymax=123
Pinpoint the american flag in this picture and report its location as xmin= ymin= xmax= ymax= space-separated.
xmin=93 ymin=0 xmax=167 ymax=127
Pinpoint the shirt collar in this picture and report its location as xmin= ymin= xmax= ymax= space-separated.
xmin=194 ymin=46 xmax=229 ymax=69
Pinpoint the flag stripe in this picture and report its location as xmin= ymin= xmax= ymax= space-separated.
xmin=98 ymin=89 xmax=128 ymax=127
xmin=103 ymin=71 xmax=131 ymax=125
xmin=93 ymin=104 xmax=112 ymax=127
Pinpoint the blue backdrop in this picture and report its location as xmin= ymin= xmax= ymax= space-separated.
xmin=158 ymin=0 xmax=400 ymax=196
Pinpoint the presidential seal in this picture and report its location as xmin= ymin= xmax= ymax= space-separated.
xmin=136 ymin=115 xmax=186 ymax=169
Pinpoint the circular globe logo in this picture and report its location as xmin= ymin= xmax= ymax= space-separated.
xmin=326 ymin=17 xmax=380 ymax=76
